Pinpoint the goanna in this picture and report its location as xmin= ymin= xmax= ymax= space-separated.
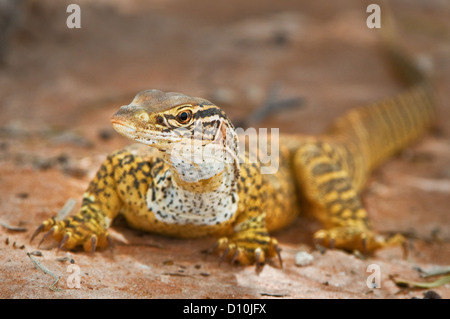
xmin=31 ymin=33 xmax=435 ymax=267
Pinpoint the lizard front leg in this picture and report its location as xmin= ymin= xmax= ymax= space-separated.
xmin=294 ymin=141 xmax=404 ymax=253
xmin=31 ymin=149 xmax=131 ymax=253
xmin=214 ymin=214 xmax=282 ymax=267
xmin=211 ymin=162 xmax=283 ymax=267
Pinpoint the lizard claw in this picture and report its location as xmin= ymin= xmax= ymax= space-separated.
xmin=230 ymin=249 xmax=240 ymax=265
xmin=313 ymin=227 xmax=405 ymax=253
xmin=30 ymin=224 xmax=45 ymax=244
xmin=211 ymin=236 xmax=282 ymax=268
xmin=361 ymin=236 xmax=367 ymax=255
xmin=57 ymin=233 xmax=70 ymax=252
xmin=30 ymin=218 xmax=56 ymax=244
xmin=218 ymin=244 xmax=231 ymax=265
xmin=30 ymin=214 xmax=111 ymax=254
xmin=275 ymin=244 xmax=283 ymax=268
xmin=254 ymin=247 xmax=264 ymax=270
xmin=38 ymin=227 xmax=57 ymax=248
xmin=87 ymin=235 xmax=97 ymax=255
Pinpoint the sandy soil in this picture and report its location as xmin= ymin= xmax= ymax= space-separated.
xmin=0 ymin=0 xmax=449 ymax=299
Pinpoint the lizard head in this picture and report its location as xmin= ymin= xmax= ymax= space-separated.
xmin=111 ymin=89 xmax=240 ymax=182
xmin=111 ymin=89 xmax=229 ymax=149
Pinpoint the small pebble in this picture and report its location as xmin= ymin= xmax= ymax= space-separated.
xmin=422 ymin=290 xmax=442 ymax=299
xmin=295 ymin=251 xmax=314 ymax=266
xmin=29 ymin=250 xmax=43 ymax=256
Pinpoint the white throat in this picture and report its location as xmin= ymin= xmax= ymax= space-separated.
xmin=146 ymin=121 xmax=241 ymax=226
xmin=146 ymin=162 xmax=239 ymax=226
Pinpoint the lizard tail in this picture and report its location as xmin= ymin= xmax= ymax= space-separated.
xmin=323 ymin=11 xmax=436 ymax=186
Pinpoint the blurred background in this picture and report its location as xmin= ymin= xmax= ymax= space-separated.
xmin=1 ymin=0 xmax=448 ymax=134
xmin=0 ymin=0 xmax=449 ymax=298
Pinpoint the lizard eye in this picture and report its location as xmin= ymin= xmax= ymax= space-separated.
xmin=156 ymin=115 xmax=164 ymax=125
xmin=176 ymin=110 xmax=193 ymax=124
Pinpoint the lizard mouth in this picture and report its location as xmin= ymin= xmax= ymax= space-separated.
xmin=111 ymin=119 xmax=176 ymax=148
xmin=111 ymin=120 xmax=138 ymax=138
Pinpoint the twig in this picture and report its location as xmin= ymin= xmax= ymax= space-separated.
xmin=391 ymin=274 xmax=450 ymax=289
xmin=260 ymin=291 xmax=290 ymax=297
xmin=27 ymin=252 xmax=62 ymax=292
xmin=416 ymin=266 xmax=450 ymax=278
xmin=161 ymin=272 xmax=193 ymax=278
xmin=1 ymin=223 xmax=27 ymax=232
xmin=56 ymin=198 xmax=77 ymax=221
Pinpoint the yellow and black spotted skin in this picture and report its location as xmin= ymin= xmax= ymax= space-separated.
xmin=31 ymin=33 xmax=435 ymax=266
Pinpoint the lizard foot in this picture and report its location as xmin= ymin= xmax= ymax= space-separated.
xmin=314 ymin=226 xmax=405 ymax=254
xmin=208 ymin=235 xmax=282 ymax=268
xmin=30 ymin=214 xmax=113 ymax=254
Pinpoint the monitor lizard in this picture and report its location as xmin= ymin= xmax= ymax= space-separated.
xmin=31 ymin=24 xmax=435 ymax=267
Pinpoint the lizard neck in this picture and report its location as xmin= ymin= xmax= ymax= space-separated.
xmin=163 ymin=119 xmax=240 ymax=193
xmin=146 ymin=120 xmax=241 ymax=226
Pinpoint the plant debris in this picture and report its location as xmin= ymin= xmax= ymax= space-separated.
xmin=13 ymin=242 xmax=25 ymax=249
xmin=414 ymin=266 xmax=450 ymax=278
xmin=1 ymin=223 xmax=28 ymax=232
xmin=56 ymin=198 xmax=77 ymax=221
xmin=161 ymin=272 xmax=193 ymax=277
xmin=27 ymin=252 xmax=62 ymax=292
xmin=56 ymin=256 xmax=75 ymax=264
xmin=29 ymin=250 xmax=43 ymax=256
xmin=260 ymin=291 xmax=290 ymax=297
xmin=391 ymin=274 xmax=450 ymax=289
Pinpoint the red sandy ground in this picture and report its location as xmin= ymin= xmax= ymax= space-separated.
xmin=0 ymin=0 xmax=449 ymax=299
